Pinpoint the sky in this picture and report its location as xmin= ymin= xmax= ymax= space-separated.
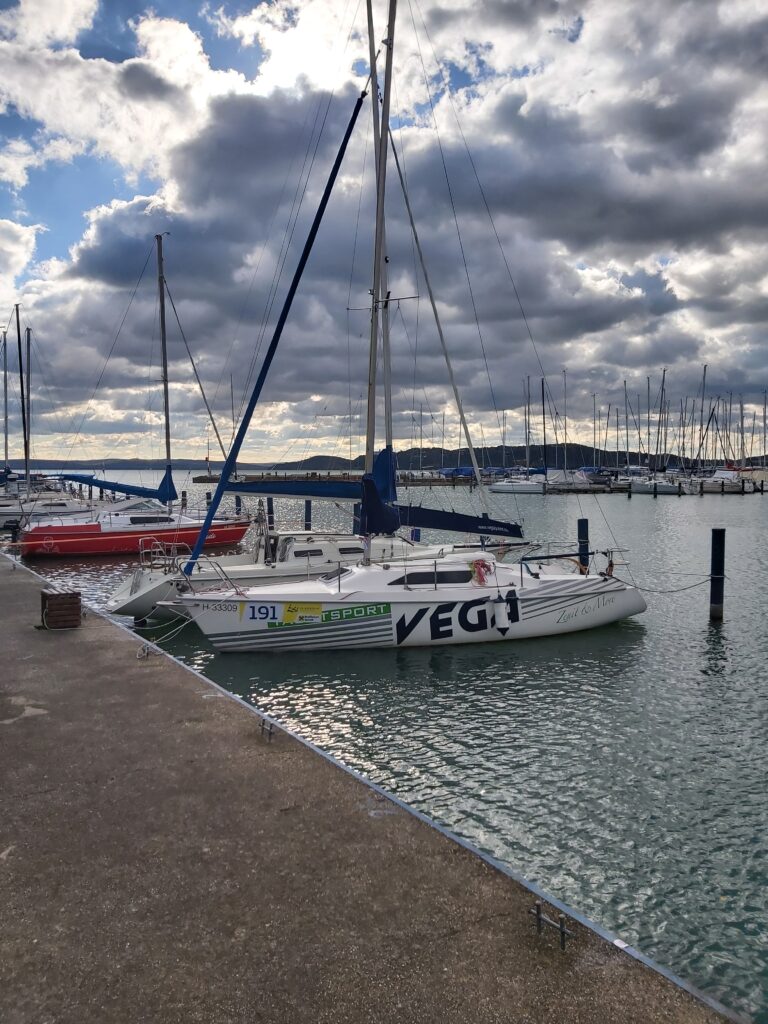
xmin=1 ymin=0 xmax=767 ymax=467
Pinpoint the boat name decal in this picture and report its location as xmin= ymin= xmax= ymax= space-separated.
xmin=395 ymin=593 xmax=520 ymax=645
xmin=556 ymin=593 xmax=616 ymax=623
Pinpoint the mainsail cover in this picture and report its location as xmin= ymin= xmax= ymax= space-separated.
xmin=358 ymin=446 xmax=523 ymax=538
xmin=223 ymin=479 xmax=360 ymax=499
xmin=57 ymin=464 xmax=178 ymax=502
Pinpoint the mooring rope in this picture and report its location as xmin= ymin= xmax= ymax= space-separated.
xmin=609 ymin=573 xmax=720 ymax=595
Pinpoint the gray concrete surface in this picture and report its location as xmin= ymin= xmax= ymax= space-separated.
xmin=0 ymin=555 xmax=736 ymax=1023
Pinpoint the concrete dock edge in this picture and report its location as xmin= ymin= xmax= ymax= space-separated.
xmin=1 ymin=553 xmax=747 ymax=1023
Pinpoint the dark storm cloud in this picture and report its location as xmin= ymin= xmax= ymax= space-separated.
xmin=169 ymin=84 xmax=360 ymax=228
xmin=427 ymin=0 xmax=568 ymax=33
xmin=605 ymin=88 xmax=739 ymax=173
xmin=118 ymin=62 xmax=184 ymax=103
xmin=398 ymin=92 xmax=768 ymax=254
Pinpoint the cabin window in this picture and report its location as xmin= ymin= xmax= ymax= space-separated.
xmin=388 ymin=569 xmax=473 ymax=585
xmin=128 ymin=515 xmax=174 ymax=525
xmin=320 ymin=567 xmax=351 ymax=582
xmin=292 ymin=549 xmax=325 ymax=558
xmin=338 ymin=546 xmax=364 ymax=556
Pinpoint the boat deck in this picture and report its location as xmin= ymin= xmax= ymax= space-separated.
xmin=0 ymin=554 xmax=737 ymax=1023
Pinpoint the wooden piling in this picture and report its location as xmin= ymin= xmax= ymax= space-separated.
xmin=710 ymin=528 xmax=725 ymax=620
xmin=577 ymin=518 xmax=589 ymax=572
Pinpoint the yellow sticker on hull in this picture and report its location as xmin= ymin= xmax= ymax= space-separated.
xmin=283 ymin=602 xmax=323 ymax=624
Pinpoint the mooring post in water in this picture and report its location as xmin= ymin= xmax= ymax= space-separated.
xmin=235 ymin=495 xmax=242 ymax=515
xmin=266 ymin=496 xmax=275 ymax=531
xmin=577 ymin=518 xmax=589 ymax=572
xmin=304 ymin=499 xmax=312 ymax=531
xmin=710 ymin=528 xmax=725 ymax=620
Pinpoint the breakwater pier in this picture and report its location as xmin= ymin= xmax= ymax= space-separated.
xmin=0 ymin=555 xmax=740 ymax=1023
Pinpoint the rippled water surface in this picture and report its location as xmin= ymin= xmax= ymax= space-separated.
xmin=27 ymin=477 xmax=768 ymax=1021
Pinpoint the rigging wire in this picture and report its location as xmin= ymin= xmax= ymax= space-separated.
xmin=163 ymin=280 xmax=228 ymax=461
xmin=234 ymin=0 xmax=362 ymax=434
xmin=346 ymin=112 xmax=372 ymax=467
xmin=407 ymin=0 xmax=504 ymax=448
xmin=57 ymin=242 xmax=155 ymax=467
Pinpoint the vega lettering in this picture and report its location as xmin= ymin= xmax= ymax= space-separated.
xmin=395 ymin=593 xmax=519 ymax=645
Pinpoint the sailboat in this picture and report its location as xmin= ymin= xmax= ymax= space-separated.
xmin=490 ymin=377 xmax=545 ymax=493
xmin=18 ymin=236 xmax=250 ymax=557
xmin=106 ymin=518 xmax=520 ymax=624
xmin=1 ymin=315 xmax=102 ymax=530
xmin=160 ymin=0 xmax=646 ymax=650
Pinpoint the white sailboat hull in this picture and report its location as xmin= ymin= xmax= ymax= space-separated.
xmin=107 ymin=533 xmax=519 ymax=622
xmin=167 ymin=563 xmax=646 ymax=652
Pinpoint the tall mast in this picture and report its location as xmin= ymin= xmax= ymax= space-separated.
xmin=562 ymin=368 xmax=567 ymax=472
xmin=763 ymin=389 xmax=766 ymax=471
xmin=624 ymin=380 xmax=629 ymax=469
xmin=646 ymin=376 xmax=651 ymax=463
xmin=366 ymin=0 xmax=393 ymax=451
xmin=541 ymin=378 xmax=547 ymax=479
xmin=364 ymin=0 xmax=396 ymax=474
xmin=2 ymin=331 xmax=7 ymax=468
xmin=698 ymin=364 xmax=707 ymax=474
xmin=655 ymin=367 xmax=666 ymax=469
xmin=526 ymin=376 xmax=531 ymax=475
xmin=597 ymin=406 xmax=601 ymax=466
xmin=25 ymin=327 xmax=31 ymax=494
xmin=14 ymin=305 xmax=29 ymax=496
xmin=604 ymin=403 xmax=611 ymax=458
xmin=155 ymin=234 xmax=172 ymax=482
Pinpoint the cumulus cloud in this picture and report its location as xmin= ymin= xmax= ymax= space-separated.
xmin=1 ymin=0 xmax=767 ymax=462
xmin=0 ymin=0 xmax=98 ymax=47
xmin=0 ymin=219 xmax=43 ymax=309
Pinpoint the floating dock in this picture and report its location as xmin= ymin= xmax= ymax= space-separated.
xmin=0 ymin=555 xmax=740 ymax=1023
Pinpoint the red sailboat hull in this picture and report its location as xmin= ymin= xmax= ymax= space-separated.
xmin=21 ymin=520 xmax=251 ymax=558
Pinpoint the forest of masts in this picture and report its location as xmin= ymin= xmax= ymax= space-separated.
xmin=6 ymin=325 xmax=765 ymax=472
xmin=480 ymin=369 xmax=767 ymax=471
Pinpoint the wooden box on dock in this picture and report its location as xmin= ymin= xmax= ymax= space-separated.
xmin=41 ymin=590 xmax=82 ymax=630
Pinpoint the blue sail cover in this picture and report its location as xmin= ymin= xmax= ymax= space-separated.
xmin=57 ymin=464 xmax=178 ymax=502
xmin=393 ymin=504 xmax=523 ymax=538
xmin=223 ymin=479 xmax=361 ymax=499
xmin=372 ymin=446 xmax=398 ymax=502
xmin=356 ymin=446 xmax=523 ymax=538
xmin=358 ymin=475 xmax=401 ymax=535
xmin=222 ymin=447 xmax=398 ymax=501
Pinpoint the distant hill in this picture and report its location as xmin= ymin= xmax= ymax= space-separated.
xmin=13 ymin=442 xmax=672 ymax=473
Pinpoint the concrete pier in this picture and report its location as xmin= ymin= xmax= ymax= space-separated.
xmin=0 ymin=555 xmax=736 ymax=1023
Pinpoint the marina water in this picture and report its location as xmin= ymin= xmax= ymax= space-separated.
xmin=28 ymin=472 xmax=768 ymax=1021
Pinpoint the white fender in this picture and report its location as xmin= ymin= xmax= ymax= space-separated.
xmin=492 ymin=594 xmax=510 ymax=630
